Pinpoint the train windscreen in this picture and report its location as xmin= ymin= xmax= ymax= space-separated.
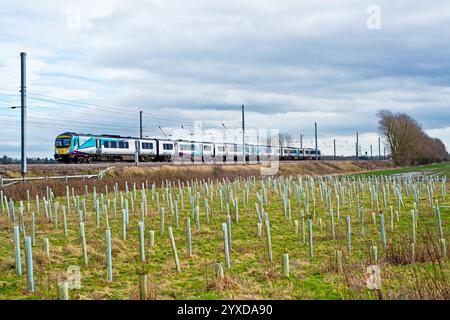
xmin=55 ymin=137 xmax=71 ymax=148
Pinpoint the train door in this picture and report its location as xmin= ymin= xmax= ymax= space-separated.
xmin=96 ymin=138 xmax=101 ymax=155
xmin=135 ymin=141 xmax=140 ymax=161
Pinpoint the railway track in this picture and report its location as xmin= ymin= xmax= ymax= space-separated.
xmin=0 ymin=160 xmax=347 ymax=171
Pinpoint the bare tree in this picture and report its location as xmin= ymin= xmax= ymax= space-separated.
xmin=278 ymin=132 xmax=293 ymax=147
xmin=377 ymin=109 xmax=449 ymax=165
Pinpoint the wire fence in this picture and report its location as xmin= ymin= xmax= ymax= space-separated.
xmin=0 ymin=167 xmax=114 ymax=188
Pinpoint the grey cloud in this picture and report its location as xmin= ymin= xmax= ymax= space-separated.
xmin=1 ymin=0 xmax=449 ymax=157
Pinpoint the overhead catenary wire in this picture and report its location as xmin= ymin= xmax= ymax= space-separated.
xmin=1 ymin=91 xmax=197 ymax=128
xmin=26 ymin=92 xmax=194 ymax=123
xmin=1 ymin=91 xmax=245 ymax=130
xmin=0 ymin=113 xmax=145 ymax=130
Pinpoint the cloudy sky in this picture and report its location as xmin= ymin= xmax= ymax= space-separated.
xmin=0 ymin=0 xmax=449 ymax=158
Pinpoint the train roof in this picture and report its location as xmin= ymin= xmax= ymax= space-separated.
xmin=58 ymin=132 xmax=157 ymax=141
xmin=56 ymin=132 xmax=320 ymax=150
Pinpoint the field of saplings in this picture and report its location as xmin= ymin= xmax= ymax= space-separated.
xmin=0 ymin=166 xmax=448 ymax=299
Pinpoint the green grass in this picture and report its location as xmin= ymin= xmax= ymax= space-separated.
xmin=0 ymin=171 xmax=448 ymax=300
xmin=356 ymin=162 xmax=450 ymax=177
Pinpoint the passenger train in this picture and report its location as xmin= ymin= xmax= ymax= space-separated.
xmin=54 ymin=132 xmax=321 ymax=163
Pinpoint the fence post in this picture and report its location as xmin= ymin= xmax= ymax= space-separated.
xmin=282 ymin=253 xmax=289 ymax=277
xmin=222 ymin=223 xmax=231 ymax=269
xmin=139 ymin=221 xmax=145 ymax=262
xmin=308 ymin=218 xmax=314 ymax=259
xmin=168 ymin=227 xmax=181 ymax=273
xmin=25 ymin=236 xmax=34 ymax=292
xmin=139 ymin=274 xmax=148 ymax=300
xmin=216 ymin=262 xmax=224 ymax=279
xmin=186 ymin=217 xmax=192 ymax=257
xmin=106 ymin=229 xmax=113 ymax=282
xmin=14 ymin=226 xmax=22 ymax=276
xmin=264 ymin=219 xmax=273 ymax=262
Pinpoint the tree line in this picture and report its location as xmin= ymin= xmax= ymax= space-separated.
xmin=377 ymin=110 xmax=449 ymax=166
xmin=1 ymin=155 xmax=57 ymax=164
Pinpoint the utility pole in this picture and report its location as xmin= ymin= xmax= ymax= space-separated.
xmin=314 ymin=122 xmax=318 ymax=161
xmin=356 ymin=132 xmax=359 ymax=161
xmin=139 ymin=111 xmax=143 ymax=139
xmin=20 ymin=52 xmax=27 ymax=176
xmin=378 ymin=137 xmax=381 ymax=161
xmin=241 ymin=104 xmax=245 ymax=164
xmin=333 ymin=139 xmax=336 ymax=160
xmin=384 ymin=146 xmax=386 ymax=160
xmin=370 ymin=144 xmax=373 ymax=160
xmin=300 ymin=134 xmax=303 ymax=159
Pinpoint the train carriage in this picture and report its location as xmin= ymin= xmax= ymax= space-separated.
xmin=173 ymin=140 xmax=203 ymax=162
xmin=137 ymin=139 xmax=158 ymax=161
xmin=202 ymin=142 xmax=214 ymax=162
xmin=289 ymin=148 xmax=298 ymax=160
xmin=304 ymin=148 xmax=311 ymax=160
xmin=214 ymin=144 xmax=226 ymax=162
xmin=246 ymin=144 xmax=257 ymax=162
xmin=100 ymin=135 xmax=136 ymax=161
xmin=157 ymin=139 xmax=175 ymax=161
xmin=281 ymin=147 xmax=290 ymax=160
xmin=55 ymin=132 xmax=320 ymax=164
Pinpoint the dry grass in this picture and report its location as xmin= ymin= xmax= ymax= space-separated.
xmin=1 ymin=161 xmax=395 ymax=201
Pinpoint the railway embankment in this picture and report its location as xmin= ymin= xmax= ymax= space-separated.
xmin=1 ymin=161 xmax=396 ymax=200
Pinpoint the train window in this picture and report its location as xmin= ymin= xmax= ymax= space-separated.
xmin=118 ymin=141 xmax=128 ymax=149
xmin=110 ymin=141 xmax=117 ymax=148
xmin=163 ymin=143 xmax=173 ymax=150
xmin=180 ymin=144 xmax=193 ymax=151
xmin=203 ymin=145 xmax=212 ymax=151
xmin=217 ymin=146 xmax=225 ymax=152
xmin=56 ymin=137 xmax=73 ymax=148
xmin=104 ymin=140 xmax=110 ymax=148
xmin=142 ymin=142 xmax=154 ymax=149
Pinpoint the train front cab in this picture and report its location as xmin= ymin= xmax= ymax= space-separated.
xmin=55 ymin=134 xmax=75 ymax=162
